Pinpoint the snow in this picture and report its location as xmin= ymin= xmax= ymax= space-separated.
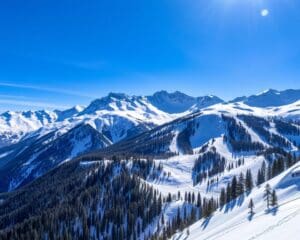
xmin=79 ymin=161 xmax=102 ymax=167
xmin=149 ymin=136 xmax=267 ymax=198
xmin=0 ymin=150 xmax=13 ymax=158
xmin=171 ymin=163 xmax=300 ymax=240
xmin=169 ymin=131 xmax=180 ymax=154
xmin=149 ymin=155 xmax=200 ymax=195
xmin=0 ymin=92 xmax=299 ymax=151
xmin=197 ymin=100 xmax=300 ymax=120
xmin=190 ymin=115 xmax=224 ymax=149
xmin=70 ymin=135 xmax=92 ymax=159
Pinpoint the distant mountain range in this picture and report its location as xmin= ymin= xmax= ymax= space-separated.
xmin=0 ymin=89 xmax=299 ymax=192
xmin=0 ymin=88 xmax=300 ymax=240
xmin=231 ymin=89 xmax=300 ymax=107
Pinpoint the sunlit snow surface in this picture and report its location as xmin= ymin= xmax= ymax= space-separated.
xmin=171 ymin=163 xmax=300 ymax=240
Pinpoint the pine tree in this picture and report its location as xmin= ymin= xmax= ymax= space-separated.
xmin=231 ymin=176 xmax=237 ymax=199
xmin=176 ymin=207 xmax=181 ymax=227
xmin=263 ymin=184 xmax=272 ymax=210
xmin=245 ymin=169 xmax=254 ymax=192
xmin=196 ymin=192 xmax=202 ymax=208
xmin=248 ymin=198 xmax=254 ymax=215
xmin=237 ymin=173 xmax=245 ymax=196
xmin=257 ymin=161 xmax=266 ymax=186
xmin=226 ymin=183 xmax=231 ymax=203
xmin=219 ymin=188 xmax=226 ymax=208
xmin=271 ymin=190 xmax=278 ymax=208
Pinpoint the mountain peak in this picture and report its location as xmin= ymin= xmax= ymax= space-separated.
xmin=148 ymin=91 xmax=223 ymax=113
xmin=232 ymin=88 xmax=300 ymax=107
xmin=107 ymin=92 xmax=129 ymax=100
xmin=256 ymin=88 xmax=279 ymax=96
xmin=152 ymin=90 xmax=193 ymax=100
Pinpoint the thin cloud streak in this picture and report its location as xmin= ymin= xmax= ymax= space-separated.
xmin=0 ymin=82 xmax=97 ymax=99
xmin=0 ymin=94 xmax=36 ymax=100
xmin=0 ymin=99 xmax=70 ymax=110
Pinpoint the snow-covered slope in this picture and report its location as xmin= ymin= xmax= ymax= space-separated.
xmin=0 ymin=123 xmax=110 ymax=191
xmin=172 ymin=163 xmax=300 ymax=240
xmin=0 ymin=93 xmax=179 ymax=191
xmin=201 ymin=101 xmax=300 ymax=120
xmin=231 ymin=89 xmax=300 ymax=107
xmin=0 ymin=110 xmax=58 ymax=147
xmin=101 ymin=101 xmax=300 ymax=157
xmin=0 ymin=89 xmax=300 ymax=193
xmin=1 ymin=89 xmax=299 ymax=150
xmin=0 ymin=105 xmax=85 ymax=147
xmin=147 ymin=90 xmax=223 ymax=113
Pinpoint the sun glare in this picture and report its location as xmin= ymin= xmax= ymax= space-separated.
xmin=261 ymin=9 xmax=269 ymax=17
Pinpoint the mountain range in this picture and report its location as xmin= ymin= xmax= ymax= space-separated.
xmin=0 ymin=88 xmax=300 ymax=240
xmin=0 ymin=89 xmax=300 ymax=192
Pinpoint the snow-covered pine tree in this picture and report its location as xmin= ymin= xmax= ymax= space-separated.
xmin=271 ymin=189 xmax=278 ymax=208
xmin=245 ymin=169 xmax=254 ymax=192
xmin=248 ymin=198 xmax=255 ymax=216
xmin=263 ymin=184 xmax=272 ymax=210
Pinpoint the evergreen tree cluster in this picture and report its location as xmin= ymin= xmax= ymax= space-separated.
xmin=219 ymin=170 xmax=254 ymax=207
xmin=274 ymin=119 xmax=300 ymax=136
xmin=226 ymin=158 xmax=245 ymax=171
xmin=160 ymin=191 xmax=218 ymax=240
xmin=238 ymin=115 xmax=291 ymax=148
xmin=263 ymin=184 xmax=278 ymax=210
xmin=193 ymin=150 xmax=226 ymax=185
xmin=222 ymin=115 xmax=265 ymax=152
xmin=257 ymin=154 xmax=299 ymax=186
xmin=0 ymin=159 xmax=163 ymax=240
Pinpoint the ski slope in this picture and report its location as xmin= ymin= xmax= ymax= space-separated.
xmin=171 ymin=163 xmax=300 ymax=240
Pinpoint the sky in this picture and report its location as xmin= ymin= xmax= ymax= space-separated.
xmin=0 ymin=0 xmax=299 ymax=112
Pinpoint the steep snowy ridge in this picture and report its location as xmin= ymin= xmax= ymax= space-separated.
xmin=0 ymin=123 xmax=110 ymax=191
xmin=147 ymin=90 xmax=223 ymax=113
xmin=0 ymin=89 xmax=299 ymax=197
xmin=0 ymin=110 xmax=58 ymax=147
xmin=0 ymin=91 xmax=226 ymax=192
xmin=0 ymin=89 xmax=299 ymax=239
xmin=0 ymin=89 xmax=299 ymax=149
xmin=98 ymin=103 xmax=300 ymax=158
xmin=0 ymin=93 xmax=180 ymax=191
xmin=231 ymin=89 xmax=300 ymax=107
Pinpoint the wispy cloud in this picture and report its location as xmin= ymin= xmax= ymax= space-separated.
xmin=0 ymin=98 xmax=70 ymax=110
xmin=0 ymin=82 xmax=97 ymax=98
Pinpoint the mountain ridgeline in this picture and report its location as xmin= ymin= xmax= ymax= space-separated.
xmin=0 ymin=89 xmax=300 ymax=239
xmin=0 ymin=90 xmax=300 ymax=192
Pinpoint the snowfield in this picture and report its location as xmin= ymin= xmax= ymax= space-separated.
xmin=171 ymin=163 xmax=300 ymax=240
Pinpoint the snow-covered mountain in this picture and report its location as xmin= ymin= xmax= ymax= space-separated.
xmin=231 ymin=89 xmax=300 ymax=107
xmin=0 ymin=94 xmax=176 ymax=192
xmin=86 ymin=100 xmax=299 ymax=240
xmin=147 ymin=90 xmax=223 ymax=113
xmin=0 ymin=110 xmax=58 ymax=147
xmin=0 ymin=89 xmax=299 ymax=193
xmin=0 ymin=123 xmax=111 ymax=191
xmin=0 ymin=89 xmax=299 ymax=239
xmin=1 ymin=113 xmax=299 ymax=238
xmin=0 ymin=106 xmax=85 ymax=148
xmin=98 ymin=101 xmax=300 ymax=157
xmin=0 ymin=91 xmax=194 ymax=148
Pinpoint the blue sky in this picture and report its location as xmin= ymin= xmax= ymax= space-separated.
xmin=0 ymin=0 xmax=299 ymax=112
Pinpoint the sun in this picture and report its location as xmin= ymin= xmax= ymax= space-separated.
xmin=261 ymin=9 xmax=269 ymax=17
